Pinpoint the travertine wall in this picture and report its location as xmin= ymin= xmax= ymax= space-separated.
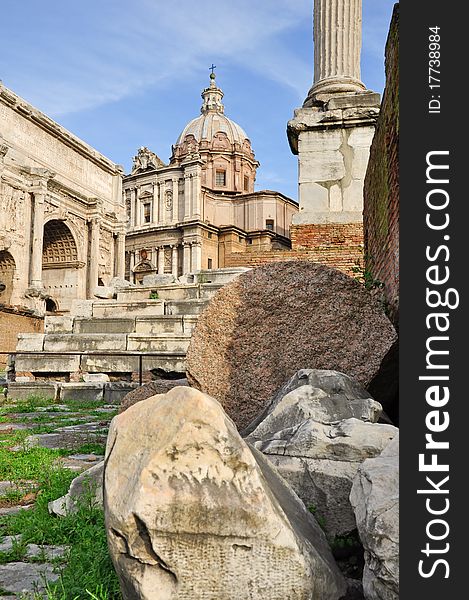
xmin=0 ymin=83 xmax=126 ymax=313
xmin=363 ymin=4 xmax=399 ymax=325
xmin=0 ymin=307 xmax=44 ymax=368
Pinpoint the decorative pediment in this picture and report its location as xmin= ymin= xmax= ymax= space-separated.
xmin=133 ymin=260 xmax=156 ymax=273
xmin=131 ymin=147 xmax=165 ymax=174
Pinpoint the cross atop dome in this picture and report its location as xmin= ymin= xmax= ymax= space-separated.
xmin=201 ymin=68 xmax=224 ymax=114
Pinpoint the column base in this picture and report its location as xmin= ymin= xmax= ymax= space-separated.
xmin=305 ymin=76 xmax=367 ymax=105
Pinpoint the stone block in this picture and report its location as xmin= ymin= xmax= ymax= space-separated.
xmin=299 ymin=150 xmax=345 ymax=183
xmin=44 ymin=316 xmax=74 ymax=333
xmin=104 ymin=382 xmax=139 ymax=404
xmin=83 ymin=373 xmax=110 ymax=383
xmin=92 ymin=300 xmax=164 ymax=318
xmin=342 ymin=179 xmax=365 ymax=212
xmin=93 ymin=286 xmax=115 ymax=299
xmin=80 ymin=355 xmax=138 ymax=374
xmin=329 ymin=183 xmax=343 ymax=212
xmin=16 ymin=333 xmax=44 ymax=352
xmin=15 ymin=354 xmax=81 ymax=373
xmin=199 ymin=283 xmax=223 ymax=299
xmin=151 ymin=285 xmax=199 ymax=301
xmin=142 ymin=354 xmax=186 ymax=375
xmin=115 ymin=288 xmax=154 ymax=302
xmin=348 ymin=126 xmax=376 ymax=149
xmin=165 ymin=299 xmax=208 ymax=315
xmin=193 ymin=267 xmax=249 ymax=285
xmin=299 ymin=128 xmax=343 ymax=152
xmin=60 ymin=383 xmax=104 ymax=403
xmin=7 ymin=382 xmax=59 ymax=401
xmin=127 ymin=334 xmax=191 ymax=353
xmin=70 ymin=300 xmax=93 ymax=318
xmin=134 ymin=316 xmax=185 ymax=335
xmin=74 ymin=318 xmax=136 ymax=334
xmin=142 ymin=274 xmax=176 ymax=286
xmin=326 ymin=92 xmax=381 ymax=110
xmin=43 ymin=334 xmax=128 ymax=352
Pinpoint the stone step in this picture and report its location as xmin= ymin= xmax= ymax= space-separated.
xmin=116 ymin=283 xmax=222 ymax=302
xmin=92 ymin=300 xmax=165 ymax=318
xmin=165 ymin=299 xmax=209 ymax=315
xmin=81 ymin=353 xmax=186 ymax=375
xmin=127 ymin=334 xmax=191 ymax=353
xmin=74 ymin=318 xmax=136 ymax=334
xmin=134 ymin=315 xmax=198 ymax=335
xmin=43 ymin=334 xmax=128 ymax=352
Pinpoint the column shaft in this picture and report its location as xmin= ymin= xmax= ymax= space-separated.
xmin=116 ymin=232 xmax=126 ymax=278
xmin=311 ymin=0 xmax=365 ymax=96
xmin=88 ymin=218 xmax=100 ymax=296
xmin=183 ymin=243 xmax=191 ymax=274
xmin=30 ymin=191 xmax=45 ymax=288
xmin=158 ymin=247 xmax=165 ymax=274
xmin=171 ymin=245 xmax=178 ymax=277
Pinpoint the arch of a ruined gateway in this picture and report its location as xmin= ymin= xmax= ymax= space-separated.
xmin=0 ymin=249 xmax=17 ymax=305
xmin=41 ymin=219 xmax=85 ymax=312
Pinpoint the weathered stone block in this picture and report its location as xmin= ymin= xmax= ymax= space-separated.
xmin=15 ymin=354 xmax=80 ymax=373
xmin=127 ymin=334 xmax=191 ymax=353
xmin=60 ymin=383 xmax=104 ymax=403
xmin=16 ymin=333 xmax=44 ymax=352
xmin=70 ymin=300 xmax=93 ymax=319
xmin=134 ymin=316 xmax=186 ymax=335
xmin=104 ymin=382 xmax=139 ymax=404
xmin=7 ymin=382 xmax=58 ymax=401
xmin=165 ymin=299 xmax=208 ymax=315
xmin=44 ymin=316 xmax=74 ymax=334
xmin=92 ymin=301 xmax=164 ymax=318
xmin=104 ymin=387 xmax=346 ymax=600
xmin=74 ymin=318 xmax=136 ymax=334
xmin=43 ymin=334 xmax=128 ymax=352
xmin=80 ymin=355 xmax=138 ymax=374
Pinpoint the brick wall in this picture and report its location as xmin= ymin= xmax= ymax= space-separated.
xmin=363 ymin=4 xmax=399 ymax=326
xmin=225 ymin=245 xmax=363 ymax=277
xmin=0 ymin=306 xmax=44 ymax=368
xmin=291 ymin=222 xmax=363 ymax=249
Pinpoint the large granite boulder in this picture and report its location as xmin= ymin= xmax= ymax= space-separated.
xmin=350 ymin=434 xmax=399 ymax=600
xmin=186 ymin=261 xmax=397 ymax=430
xmin=245 ymin=370 xmax=398 ymax=537
xmin=104 ymin=386 xmax=346 ymax=600
xmin=119 ymin=378 xmax=189 ymax=413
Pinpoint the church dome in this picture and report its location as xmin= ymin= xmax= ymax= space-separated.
xmin=173 ymin=73 xmax=253 ymax=155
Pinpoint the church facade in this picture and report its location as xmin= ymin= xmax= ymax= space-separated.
xmin=0 ymin=83 xmax=126 ymax=314
xmin=124 ymin=74 xmax=298 ymax=282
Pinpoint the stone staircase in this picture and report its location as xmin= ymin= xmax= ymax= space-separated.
xmin=8 ymin=268 xmax=247 ymax=397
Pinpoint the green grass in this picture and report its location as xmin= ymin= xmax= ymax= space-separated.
xmin=0 ymin=395 xmax=120 ymax=598
xmin=1 ymin=466 xmax=121 ymax=599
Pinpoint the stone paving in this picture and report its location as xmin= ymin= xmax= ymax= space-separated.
xmin=0 ymin=398 xmax=116 ymax=597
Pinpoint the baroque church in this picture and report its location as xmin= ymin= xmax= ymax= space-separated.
xmin=124 ymin=73 xmax=298 ymax=282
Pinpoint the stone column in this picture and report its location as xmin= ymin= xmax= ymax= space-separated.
xmin=129 ymin=188 xmax=136 ymax=227
xmin=129 ymin=250 xmax=136 ymax=284
xmin=135 ymin=187 xmax=141 ymax=226
xmin=152 ymin=183 xmax=158 ymax=223
xmin=88 ymin=217 xmax=100 ymax=296
xmin=309 ymin=0 xmax=366 ymax=100
xmin=183 ymin=242 xmax=191 ymax=274
xmin=184 ymin=175 xmax=191 ymax=220
xmin=171 ymin=245 xmax=178 ymax=278
xmin=29 ymin=187 xmax=46 ymax=288
xmin=158 ymin=246 xmax=165 ymax=274
xmin=172 ymin=178 xmax=179 ymax=223
xmin=192 ymin=172 xmax=201 ymax=219
xmin=191 ymin=241 xmax=202 ymax=272
xmin=116 ymin=231 xmax=126 ymax=278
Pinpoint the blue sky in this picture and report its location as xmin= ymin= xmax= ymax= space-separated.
xmin=1 ymin=0 xmax=396 ymax=201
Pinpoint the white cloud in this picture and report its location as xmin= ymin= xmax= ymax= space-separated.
xmin=3 ymin=0 xmax=313 ymax=117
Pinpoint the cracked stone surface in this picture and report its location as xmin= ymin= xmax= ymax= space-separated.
xmin=0 ymin=562 xmax=59 ymax=596
xmin=105 ymin=386 xmax=347 ymax=599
